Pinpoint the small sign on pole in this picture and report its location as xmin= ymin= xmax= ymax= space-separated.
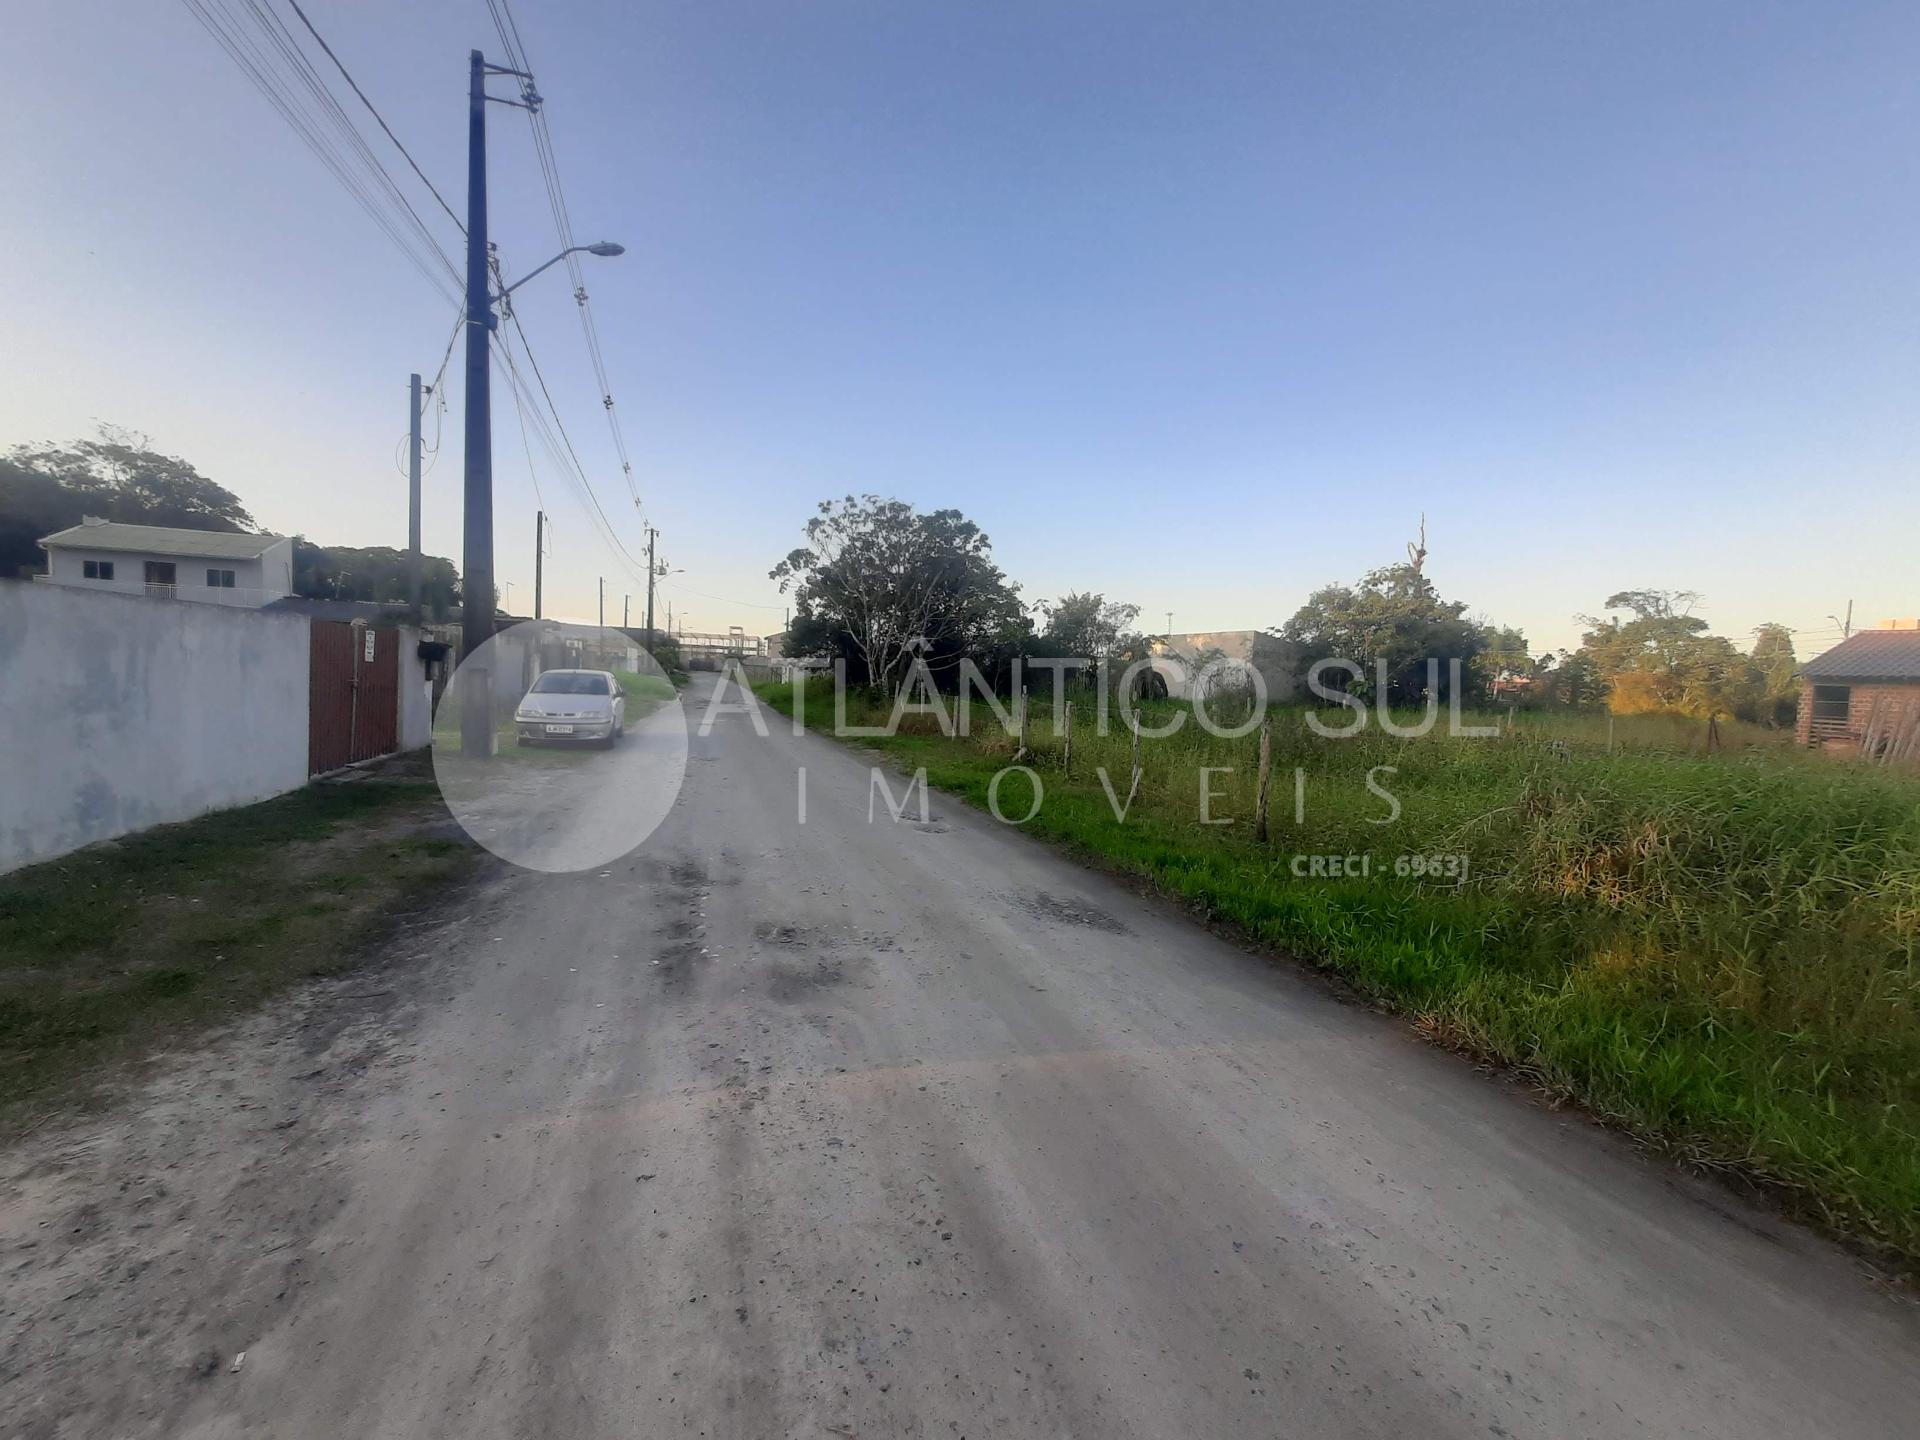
xmin=363 ymin=628 xmax=377 ymax=663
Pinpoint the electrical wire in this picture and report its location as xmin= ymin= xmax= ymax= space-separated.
xmin=281 ymin=0 xmax=466 ymax=234
xmin=179 ymin=0 xmax=462 ymax=304
xmin=485 ymin=0 xmax=641 ymax=509
xmin=493 ymin=322 xmax=651 ymax=589
xmin=659 ymin=577 xmax=788 ymax=612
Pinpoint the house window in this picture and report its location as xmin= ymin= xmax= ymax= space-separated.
xmin=143 ymin=560 xmax=177 ymax=587
xmin=1811 ymin=684 xmax=1851 ymax=726
xmin=207 ymin=568 xmax=236 ymax=588
xmin=82 ymin=559 xmax=115 ymax=581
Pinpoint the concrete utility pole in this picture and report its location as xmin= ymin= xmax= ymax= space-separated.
xmin=598 ymin=576 xmax=605 ymax=629
xmin=408 ymin=371 xmax=423 ymax=621
xmin=533 ymin=510 xmax=544 ymax=619
xmin=644 ymin=525 xmax=658 ymax=648
xmin=623 ymin=594 xmax=630 ymax=628
xmin=459 ymin=48 xmax=496 ymax=756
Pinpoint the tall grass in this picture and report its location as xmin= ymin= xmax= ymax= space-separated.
xmin=762 ymin=681 xmax=1920 ymax=1266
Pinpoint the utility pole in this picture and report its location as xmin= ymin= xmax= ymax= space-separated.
xmin=598 ymin=576 xmax=605 ymax=629
xmin=533 ymin=510 xmax=544 ymax=619
xmin=458 ymin=48 xmax=496 ymax=757
xmin=1844 ymin=599 xmax=1854 ymax=639
xmin=407 ymin=372 xmax=423 ymax=621
xmin=644 ymin=525 xmax=659 ymax=648
xmin=623 ymin=594 xmax=630 ymax=628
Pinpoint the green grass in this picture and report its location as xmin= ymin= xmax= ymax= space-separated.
xmin=0 ymin=778 xmax=471 ymax=1126
xmin=760 ymin=680 xmax=1920 ymax=1267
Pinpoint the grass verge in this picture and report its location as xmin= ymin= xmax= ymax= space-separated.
xmin=758 ymin=680 xmax=1920 ymax=1270
xmin=0 ymin=771 xmax=473 ymax=1129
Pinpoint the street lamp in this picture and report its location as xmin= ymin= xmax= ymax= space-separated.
xmin=459 ymin=236 xmax=623 ymax=759
xmin=494 ymin=242 xmax=624 ymax=302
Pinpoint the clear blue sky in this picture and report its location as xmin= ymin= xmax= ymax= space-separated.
xmin=4 ymin=0 xmax=1917 ymax=652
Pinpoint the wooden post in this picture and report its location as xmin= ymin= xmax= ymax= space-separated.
xmin=1063 ymin=700 xmax=1073 ymax=774
xmin=1130 ymin=718 xmax=1142 ymax=791
xmin=1018 ymin=688 xmax=1029 ymax=759
xmin=1254 ymin=716 xmax=1273 ymax=843
xmin=1706 ymin=712 xmax=1721 ymax=754
xmin=1606 ymin=714 xmax=1615 ymax=754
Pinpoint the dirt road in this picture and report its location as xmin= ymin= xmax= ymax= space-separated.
xmin=4 ymin=674 xmax=1916 ymax=1438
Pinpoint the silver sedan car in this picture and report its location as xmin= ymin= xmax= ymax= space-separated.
xmin=514 ymin=669 xmax=626 ymax=747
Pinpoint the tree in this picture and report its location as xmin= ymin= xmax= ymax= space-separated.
xmin=1 ymin=426 xmax=255 ymax=577
xmin=1748 ymin=623 xmax=1800 ymax=726
xmin=1575 ymin=590 xmax=1763 ymax=720
xmin=770 ymin=496 xmax=1028 ymax=689
xmin=1036 ymin=592 xmax=1141 ymax=660
xmin=1274 ymin=561 xmax=1486 ymax=705
xmin=292 ymin=541 xmax=460 ymax=620
xmin=1474 ymin=624 xmax=1532 ymax=695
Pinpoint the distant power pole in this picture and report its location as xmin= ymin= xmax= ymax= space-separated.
xmin=598 ymin=576 xmax=605 ymax=629
xmin=644 ymin=526 xmax=659 ymax=644
xmin=533 ymin=510 xmax=544 ymax=619
xmin=407 ymin=372 xmax=423 ymax=621
xmin=623 ymin=594 xmax=630 ymax=628
xmin=1165 ymin=611 xmax=1174 ymax=638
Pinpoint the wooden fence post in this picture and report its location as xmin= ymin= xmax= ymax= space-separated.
xmin=1606 ymin=714 xmax=1615 ymax=754
xmin=1254 ymin=716 xmax=1273 ymax=843
xmin=1063 ymin=699 xmax=1073 ymax=774
xmin=1130 ymin=718 xmax=1142 ymax=791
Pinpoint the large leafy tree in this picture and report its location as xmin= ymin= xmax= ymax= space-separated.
xmin=292 ymin=541 xmax=461 ymax=620
xmin=1575 ymin=590 xmax=1779 ymax=720
xmin=1274 ymin=561 xmax=1487 ymax=704
xmin=1 ymin=426 xmax=255 ymax=577
xmin=771 ymin=495 xmax=1028 ymax=688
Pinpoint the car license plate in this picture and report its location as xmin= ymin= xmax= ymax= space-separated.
xmin=544 ymin=723 xmax=574 ymax=734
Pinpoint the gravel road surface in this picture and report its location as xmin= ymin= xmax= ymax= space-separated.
xmin=4 ymin=673 xmax=1915 ymax=1439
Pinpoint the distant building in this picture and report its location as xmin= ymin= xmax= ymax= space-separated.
xmin=38 ymin=517 xmax=293 ymax=608
xmin=1796 ymin=621 xmax=1920 ymax=748
xmin=1148 ymin=630 xmax=1302 ymax=702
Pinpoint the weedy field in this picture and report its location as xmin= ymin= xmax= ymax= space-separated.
xmin=759 ymin=678 xmax=1920 ymax=1268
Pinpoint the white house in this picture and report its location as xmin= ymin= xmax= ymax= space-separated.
xmin=38 ymin=518 xmax=295 ymax=608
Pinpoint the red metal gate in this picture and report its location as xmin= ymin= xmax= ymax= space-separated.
xmin=309 ymin=621 xmax=402 ymax=775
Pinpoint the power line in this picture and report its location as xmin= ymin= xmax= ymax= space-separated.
xmin=485 ymin=0 xmax=642 ymax=509
xmin=659 ymin=577 xmax=787 ymax=612
xmin=178 ymin=0 xmax=461 ymax=303
xmin=494 ymin=318 xmax=651 ymax=588
xmin=281 ymin=0 xmax=466 ymax=235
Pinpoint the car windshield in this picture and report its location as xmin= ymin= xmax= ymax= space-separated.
xmin=530 ymin=672 xmax=609 ymax=696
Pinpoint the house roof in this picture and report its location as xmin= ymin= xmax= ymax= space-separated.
xmin=1801 ymin=630 xmax=1920 ymax=682
xmin=39 ymin=519 xmax=286 ymax=561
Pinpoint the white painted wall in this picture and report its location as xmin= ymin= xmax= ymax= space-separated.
xmin=395 ymin=624 xmax=434 ymax=751
xmin=0 ymin=581 xmax=311 ymax=874
xmin=42 ymin=536 xmax=292 ymax=608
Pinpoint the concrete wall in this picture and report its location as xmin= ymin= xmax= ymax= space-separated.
xmin=396 ymin=624 xmax=434 ymax=750
xmin=0 ymin=580 xmax=311 ymax=874
xmin=43 ymin=542 xmax=288 ymax=608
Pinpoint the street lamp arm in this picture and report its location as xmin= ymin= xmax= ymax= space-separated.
xmin=494 ymin=241 xmax=625 ymax=301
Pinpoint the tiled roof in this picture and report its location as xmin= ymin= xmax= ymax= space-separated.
xmin=39 ymin=521 xmax=286 ymax=560
xmin=1801 ymin=630 xmax=1920 ymax=681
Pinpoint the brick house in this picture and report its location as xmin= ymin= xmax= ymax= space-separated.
xmin=1795 ymin=624 xmax=1920 ymax=747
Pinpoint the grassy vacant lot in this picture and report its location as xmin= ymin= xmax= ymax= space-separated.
xmin=0 ymin=774 xmax=471 ymax=1128
xmin=760 ymin=680 xmax=1920 ymax=1267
